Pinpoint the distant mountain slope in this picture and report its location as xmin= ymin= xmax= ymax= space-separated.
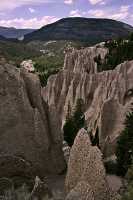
xmin=0 ymin=26 xmax=35 ymax=39
xmin=0 ymin=35 xmax=7 ymax=41
xmin=24 ymin=17 xmax=133 ymax=43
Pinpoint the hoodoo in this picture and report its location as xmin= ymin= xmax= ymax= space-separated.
xmin=43 ymin=46 xmax=133 ymax=158
xmin=0 ymin=64 xmax=66 ymax=178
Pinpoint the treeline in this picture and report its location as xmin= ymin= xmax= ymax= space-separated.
xmin=95 ymin=33 xmax=133 ymax=71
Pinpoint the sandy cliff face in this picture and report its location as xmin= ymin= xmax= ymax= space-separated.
xmin=0 ymin=64 xmax=65 ymax=178
xmin=43 ymin=46 xmax=133 ymax=158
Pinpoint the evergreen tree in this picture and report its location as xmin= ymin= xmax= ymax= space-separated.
xmin=73 ymin=98 xmax=85 ymax=130
xmin=122 ymin=181 xmax=133 ymax=200
xmin=91 ymin=127 xmax=100 ymax=147
xmin=122 ymin=160 xmax=133 ymax=200
xmin=116 ymin=112 xmax=133 ymax=176
xmin=100 ymin=34 xmax=133 ymax=72
xmin=126 ymin=159 xmax=133 ymax=183
xmin=63 ymin=99 xmax=85 ymax=146
xmin=129 ymin=32 xmax=133 ymax=41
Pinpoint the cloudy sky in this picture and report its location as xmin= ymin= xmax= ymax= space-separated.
xmin=0 ymin=0 xmax=133 ymax=29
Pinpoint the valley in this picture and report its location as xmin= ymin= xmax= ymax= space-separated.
xmin=0 ymin=17 xmax=133 ymax=199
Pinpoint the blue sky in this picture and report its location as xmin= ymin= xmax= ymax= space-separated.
xmin=0 ymin=0 xmax=133 ymax=29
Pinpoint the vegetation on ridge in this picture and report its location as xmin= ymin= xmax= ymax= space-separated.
xmin=95 ymin=32 xmax=133 ymax=71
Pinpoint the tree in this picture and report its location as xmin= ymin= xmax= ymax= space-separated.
xmin=100 ymin=34 xmax=133 ymax=72
xmin=73 ymin=98 xmax=85 ymax=130
xmin=122 ymin=181 xmax=133 ymax=200
xmin=94 ymin=55 xmax=102 ymax=71
xmin=126 ymin=160 xmax=133 ymax=183
xmin=129 ymin=32 xmax=133 ymax=41
xmin=116 ymin=112 xmax=133 ymax=176
xmin=122 ymin=160 xmax=133 ymax=200
xmin=63 ymin=99 xmax=85 ymax=146
xmin=117 ymin=113 xmax=133 ymax=199
xmin=91 ymin=127 xmax=100 ymax=147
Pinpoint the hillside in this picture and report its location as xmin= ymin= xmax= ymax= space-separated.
xmin=0 ymin=26 xmax=35 ymax=39
xmin=24 ymin=17 xmax=133 ymax=43
xmin=0 ymin=39 xmax=84 ymax=84
xmin=0 ymin=34 xmax=7 ymax=41
xmin=0 ymin=40 xmax=41 ymax=64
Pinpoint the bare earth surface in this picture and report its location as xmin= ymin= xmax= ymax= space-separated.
xmin=107 ymin=175 xmax=123 ymax=193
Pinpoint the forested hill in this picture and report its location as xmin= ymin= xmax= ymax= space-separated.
xmin=24 ymin=17 xmax=133 ymax=43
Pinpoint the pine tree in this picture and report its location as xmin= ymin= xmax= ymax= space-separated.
xmin=63 ymin=99 xmax=85 ymax=146
xmin=73 ymin=98 xmax=85 ymax=130
xmin=116 ymin=112 xmax=133 ymax=176
xmin=129 ymin=32 xmax=133 ymax=41
xmin=122 ymin=182 xmax=133 ymax=200
xmin=122 ymin=160 xmax=133 ymax=200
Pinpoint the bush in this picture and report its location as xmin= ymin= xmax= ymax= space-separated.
xmin=63 ymin=99 xmax=85 ymax=146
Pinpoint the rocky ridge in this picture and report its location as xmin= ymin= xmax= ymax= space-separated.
xmin=43 ymin=45 xmax=133 ymax=158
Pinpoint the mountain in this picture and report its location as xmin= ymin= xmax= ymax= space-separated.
xmin=0 ymin=34 xmax=7 ymax=41
xmin=24 ymin=17 xmax=133 ymax=43
xmin=0 ymin=26 xmax=36 ymax=39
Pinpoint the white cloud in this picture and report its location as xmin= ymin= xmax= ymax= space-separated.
xmin=120 ymin=5 xmax=130 ymax=12
xmin=29 ymin=8 xmax=35 ymax=13
xmin=110 ymin=12 xmax=128 ymax=20
xmin=0 ymin=16 xmax=59 ymax=29
xmin=87 ymin=4 xmax=130 ymax=21
xmin=110 ymin=5 xmax=129 ymax=20
xmin=70 ymin=9 xmax=82 ymax=17
xmin=0 ymin=0 xmax=52 ymax=11
xmin=64 ymin=0 xmax=73 ymax=5
xmin=88 ymin=0 xmax=106 ymax=5
xmin=100 ymin=1 xmax=106 ymax=5
xmin=88 ymin=9 xmax=105 ymax=17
